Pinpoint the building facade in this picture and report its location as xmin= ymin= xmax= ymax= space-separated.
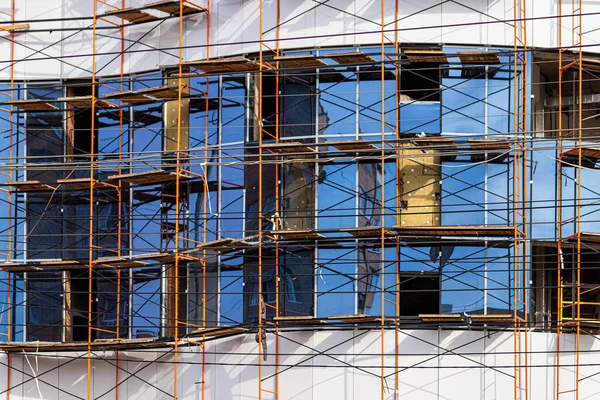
xmin=0 ymin=0 xmax=598 ymax=399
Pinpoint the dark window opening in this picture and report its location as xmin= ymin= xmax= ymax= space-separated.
xmin=249 ymin=274 xmax=277 ymax=306
xmin=188 ymin=259 xmax=219 ymax=330
xmin=96 ymin=277 xmax=129 ymax=339
xmin=262 ymin=73 xmax=278 ymax=139
xmin=69 ymin=270 xmax=92 ymax=341
xmin=69 ymin=271 xmax=129 ymax=341
xmin=250 ymin=73 xmax=278 ymax=141
xmin=245 ymin=195 xmax=278 ymax=234
xmin=98 ymin=202 xmax=128 ymax=233
xmin=532 ymin=243 xmax=600 ymax=330
xmin=251 ymin=73 xmax=316 ymax=141
xmin=248 ymin=268 xmax=300 ymax=307
xmin=68 ymin=83 xmax=98 ymax=161
xmin=262 ymin=195 xmax=277 ymax=228
xmin=283 ymin=271 xmax=299 ymax=303
xmin=399 ymin=53 xmax=441 ymax=102
xmin=26 ymin=85 xmax=65 ymax=259
xmin=280 ymin=76 xmax=316 ymax=138
xmin=399 ymin=272 xmax=440 ymax=316
xmin=26 ymin=272 xmax=63 ymax=342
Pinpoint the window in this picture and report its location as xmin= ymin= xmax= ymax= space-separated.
xmin=263 ymin=195 xmax=277 ymax=228
xmin=246 ymin=196 xmax=278 ymax=233
xmin=359 ymin=185 xmax=376 ymax=218
xmin=367 ymin=246 xmax=381 ymax=254
xmin=283 ymin=269 xmax=299 ymax=303
xmin=357 ymin=272 xmax=379 ymax=313
xmin=400 ymin=49 xmax=441 ymax=102
xmin=246 ymin=200 xmax=259 ymax=234
xmin=99 ymin=202 xmax=126 ymax=232
xmin=96 ymin=278 xmax=129 ymax=339
xmin=99 ymin=293 xmax=128 ymax=325
xmin=67 ymin=82 xmax=97 ymax=160
xmin=248 ymin=268 xmax=300 ymax=306
xmin=266 ymin=277 xmax=276 ymax=303
xmin=247 ymin=201 xmax=259 ymax=219
xmin=300 ymin=165 xmax=314 ymax=185
xmin=26 ymin=85 xmax=65 ymax=260
xmin=248 ymin=272 xmax=276 ymax=306
xmin=399 ymin=273 xmax=440 ymax=316
xmin=27 ymin=273 xmax=63 ymax=342
xmin=359 ymin=185 xmax=369 ymax=215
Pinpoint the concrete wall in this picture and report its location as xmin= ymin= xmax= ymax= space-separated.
xmin=2 ymin=0 xmax=599 ymax=80
xmin=1 ymin=329 xmax=599 ymax=399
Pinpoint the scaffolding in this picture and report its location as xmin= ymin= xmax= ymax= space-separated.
xmin=1 ymin=0 xmax=600 ymax=399
xmin=556 ymin=1 xmax=588 ymax=399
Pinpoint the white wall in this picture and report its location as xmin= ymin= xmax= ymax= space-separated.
xmin=1 ymin=329 xmax=599 ymax=399
xmin=2 ymin=0 xmax=600 ymax=80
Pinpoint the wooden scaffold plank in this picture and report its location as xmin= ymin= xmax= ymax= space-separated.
xmin=393 ymin=225 xmax=515 ymax=237
xmin=323 ymin=51 xmax=376 ymax=65
xmin=5 ymin=99 xmax=58 ymax=111
xmin=271 ymin=229 xmax=325 ymax=240
xmin=273 ymin=316 xmax=325 ymax=325
xmin=137 ymin=85 xmax=190 ymax=99
xmin=412 ymin=137 xmax=458 ymax=150
xmin=329 ymin=139 xmax=378 ymax=152
xmin=0 ymin=24 xmax=30 ymax=32
xmin=469 ymin=314 xmax=513 ymax=324
xmin=181 ymin=57 xmax=260 ymax=74
xmin=58 ymin=96 xmax=118 ymax=109
xmin=562 ymin=147 xmax=600 ymax=168
xmin=468 ymin=139 xmax=511 ymax=151
xmin=40 ymin=260 xmax=87 ymax=270
xmin=57 ymin=178 xmax=114 ymax=190
xmin=580 ymin=58 xmax=600 ymax=73
xmin=267 ymin=142 xmax=317 ymax=155
xmin=103 ymin=91 xmax=156 ymax=104
xmin=0 ymin=263 xmax=42 ymax=272
xmin=340 ymin=227 xmax=395 ymax=238
xmin=146 ymin=0 xmax=206 ymax=16
xmin=105 ymin=7 xmax=159 ymax=24
xmin=579 ymin=232 xmax=600 ymax=244
xmin=0 ymin=180 xmax=56 ymax=192
xmin=190 ymin=326 xmax=248 ymax=337
xmin=327 ymin=314 xmax=381 ymax=324
xmin=94 ymin=257 xmax=149 ymax=268
xmin=108 ymin=170 xmax=192 ymax=185
xmin=274 ymin=55 xmax=327 ymax=69
xmin=404 ymin=49 xmax=448 ymax=63
xmin=457 ymin=51 xmax=501 ymax=65
xmin=419 ymin=314 xmax=463 ymax=323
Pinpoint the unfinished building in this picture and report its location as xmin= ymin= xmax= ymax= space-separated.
xmin=0 ymin=0 xmax=598 ymax=399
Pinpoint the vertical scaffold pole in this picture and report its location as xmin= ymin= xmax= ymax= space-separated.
xmin=88 ymin=1 xmax=99 ymax=399
xmin=556 ymin=1 xmax=583 ymax=398
xmin=258 ymin=0 xmax=265 ymax=399
xmin=5 ymin=1 xmax=16 ymax=398
xmin=393 ymin=0 xmax=400 ymax=396
xmin=380 ymin=0 xmax=386 ymax=398
xmin=512 ymin=0 xmax=528 ymax=398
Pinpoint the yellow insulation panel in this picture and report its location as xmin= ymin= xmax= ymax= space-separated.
xmin=398 ymin=145 xmax=441 ymax=227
